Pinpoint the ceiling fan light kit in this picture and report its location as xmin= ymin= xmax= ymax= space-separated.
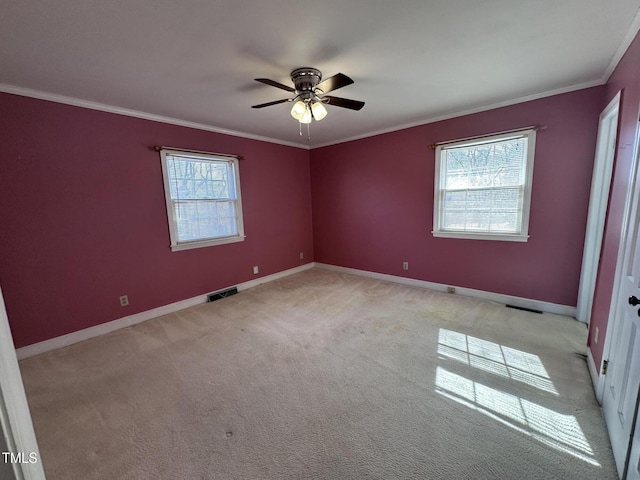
xmin=252 ymin=67 xmax=364 ymax=135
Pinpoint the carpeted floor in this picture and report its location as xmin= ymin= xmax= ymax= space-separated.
xmin=19 ymin=268 xmax=617 ymax=479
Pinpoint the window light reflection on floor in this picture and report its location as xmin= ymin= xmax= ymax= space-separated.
xmin=435 ymin=327 xmax=599 ymax=467
xmin=437 ymin=328 xmax=558 ymax=395
xmin=435 ymin=367 xmax=598 ymax=466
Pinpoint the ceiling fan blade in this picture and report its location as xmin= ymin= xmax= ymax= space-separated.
xmin=323 ymin=96 xmax=365 ymax=111
xmin=251 ymin=98 xmax=292 ymax=109
xmin=255 ymin=78 xmax=295 ymax=93
xmin=316 ymin=73 xmax=354 ymax=93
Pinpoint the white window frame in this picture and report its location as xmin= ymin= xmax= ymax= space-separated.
xmin=432 ymin=129 xmax=536 ymax=242
xmin=160 ymin=149 xmax=245 ymax=252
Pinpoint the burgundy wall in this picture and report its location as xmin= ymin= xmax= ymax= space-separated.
xmin=588 ymin=31 xmax=640 ymax=371
xmin=310 ymin=87 xmax=604 ymax=306
xmin=0 ymin=93 xmax=313 ymax=348
xmin=0 ymin=83 xmax=611 ymax=349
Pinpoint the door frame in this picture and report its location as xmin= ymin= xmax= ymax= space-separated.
xmin=0 ymin=285 xmax=46 ymax=480
xmin=577 ymin=92 xmax=621 ymax=323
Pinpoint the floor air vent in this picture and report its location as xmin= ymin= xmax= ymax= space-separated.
xmin=207 ymin=287 xmax=238 ymax=302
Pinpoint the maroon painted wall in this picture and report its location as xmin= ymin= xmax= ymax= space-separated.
xmin=310 ymin=87 xmax=604 ymax=306
xmin=588 ymin=30 xmax=640 ymax=371
xmin=0 ymin=83 xmax=610 ymax=349
xmin=0 ymin=93 xmax=313 ymax=348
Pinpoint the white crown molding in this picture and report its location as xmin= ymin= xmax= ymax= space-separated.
xmin=1 ymin=30 xmax=633 ymax=155
xmin=15 ymin=263 xmax=315 ymax=360
xmin=0 ymin=77 xmax=610 ymax=152
xmin=314 ymin=262 xmax=577 ymax=317
xmin=601 ymin=5 xmax=640 ymax=83
xmin=0 ymin=83 xmax=310 ymax=150
xmin=312 ymin=79 xmax=604 ymax=149
xmin=0 ymin=80 xmax=604 ymax=153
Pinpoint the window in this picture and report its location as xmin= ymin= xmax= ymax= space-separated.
xmin=433 ymin=129 xmax=536 ymax=242
xmin=159 ymin=149 xmax=244 ymax=251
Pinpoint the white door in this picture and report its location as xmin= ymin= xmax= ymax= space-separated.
xmin=577 ymin=93 xmax=620 ymax=323
xmin=628 ymin=412 xmax=640 ymax=480
xmin=603 ymin=286 xmax=640 ymax=478
xmin=0 ymin=285 xmax=46 ymax=480
xmin=602 ymin=115 xmax=640 ymax=479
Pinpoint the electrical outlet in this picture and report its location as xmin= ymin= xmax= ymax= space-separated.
xmin=119 ymin=295 xmax=129 ymax=307
xmin=253 ymin=266 xmax=259 ymax=274
xmin=402 ymin=261 xmax=409 ymax=270
xmin=300 ymin=252 xmax=304 ymax=259
xmin=594 ymin=326 xmax=599 ymax=344
xmin=447 ymin=287 xmax=455 ymax=294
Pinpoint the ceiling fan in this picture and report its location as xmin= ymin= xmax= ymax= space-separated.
xmin=251 ymin=67 xmax=365 ymax=124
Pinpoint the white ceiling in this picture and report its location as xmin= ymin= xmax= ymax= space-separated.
xmin=2 ymin=0 xmax=640 ymax=148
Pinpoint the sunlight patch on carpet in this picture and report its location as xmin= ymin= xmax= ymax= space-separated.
xmin=435 ymin=366 xmax=599 ymax=466
xmin=437 ymin=328 xmax=558 ymax=395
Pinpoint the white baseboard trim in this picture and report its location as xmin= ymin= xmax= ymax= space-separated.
xmin=235 ymin=263 xmax=315 ymax=292
xmin=16 ymin=263 xmax=315 ymax=360
xmin=587 ymin=347 xmax=604 ymax=404
xmin=314 ymin=263 xmax=577 ymax=317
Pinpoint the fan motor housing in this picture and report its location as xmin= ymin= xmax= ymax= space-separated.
xmin=291 ymin=67 xmax=322 ymax=92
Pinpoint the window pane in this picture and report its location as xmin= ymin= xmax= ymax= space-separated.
xmin=167 ymin=156 xmax=235 ymax=200
xmin=437 ymin=133 xmax=531 ymax=237
xmin=163 ymin=154 xmax=241 ymax=244
xmin=443 ymin=137 xmax=527 ymax=190
xmin=442 ymin=187 xmax=523 ymax=233
xmin=161 ymin=149 xmax=244 ymax=250
xmin=174 ymin=200 xmax=238 ymax=242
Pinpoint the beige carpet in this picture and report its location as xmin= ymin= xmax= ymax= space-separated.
xmin=19 ymin=268 xmax=617 ymax=479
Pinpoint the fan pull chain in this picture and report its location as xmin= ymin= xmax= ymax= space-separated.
xmin=298 ymin=121 xmax=311 ymax=140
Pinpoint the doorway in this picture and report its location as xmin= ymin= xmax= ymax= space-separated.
xmin=577 ymin=92 xmax=620 ymax=323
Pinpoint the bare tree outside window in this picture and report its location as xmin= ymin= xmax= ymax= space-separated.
xmin=433 ymin=130 xmax=536 ymax=242
xmin=160 ymin=150 xmax=245 ymax=251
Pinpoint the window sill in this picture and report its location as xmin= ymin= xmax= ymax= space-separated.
xmin=432 ymin=231 xmax=529 ymax=242
xmin=170 ymin=235 xmax=245 ymax=252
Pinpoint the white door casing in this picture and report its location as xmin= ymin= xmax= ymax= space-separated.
xmin=577 ymin=92 xmax=620 ymax=323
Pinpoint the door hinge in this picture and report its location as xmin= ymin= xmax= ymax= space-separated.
xmin=602 ymin=360 xmax=609 ymax=375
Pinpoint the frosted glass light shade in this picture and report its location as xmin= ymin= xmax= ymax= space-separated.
xmin=290 ymin=101 xmax=306 ymax=120
xmin=311 ymin=101 xmax=328 ymax=121
xmin=300 ymin=107 xmax=312 ymax=124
